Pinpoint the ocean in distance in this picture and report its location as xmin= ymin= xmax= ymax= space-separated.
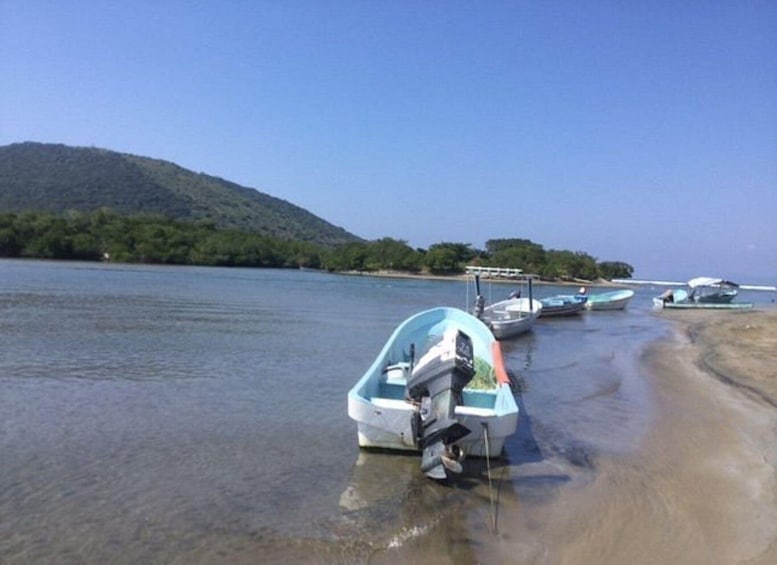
xmin=1 ymin=259 xmax=774 ymax=564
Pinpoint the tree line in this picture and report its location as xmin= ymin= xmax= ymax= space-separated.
xmin=0 ymin=211 xmax=633 ymax=280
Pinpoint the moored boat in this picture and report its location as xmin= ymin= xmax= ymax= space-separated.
xmin=539 ymin=294 xmax=587 ymax=317
xmin=584 ymin=289 xmax=635 ymax=311
xmin=687 ymin=277 xmax=739 ymax=303
xmin=480 ymin=297 xmax=543 ymax=339
xmin=659 ymin=300 xmax=754 ymax=310
xmin=471 ymin=274 xmax=542 ymax=339
xmin=347 ymin=307 xmax=519 ymax=479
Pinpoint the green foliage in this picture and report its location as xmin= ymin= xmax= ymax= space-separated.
xmin=597 ymin=261 xmax=634 ymax=279
xmin=423 ymin=242 xmax=477 ymax=274
xmin=477 ymin=238 xmax=633 ymax=280
xmin=322 ymin=238 xmax=423 ymax=272
xmin=541 ymin=250 xmax=600 ymax=280
xmin=0 ymin=210 xmax=634 ymax=278
xmin=482 ymin=238 xmax=546 ymax=272
xmin=364 ymin=238 xmax=422 ymax=272
xmin=0 ymin=210 xmax=322 ymax=267
xmin=324 ymin=242 xmax=370 ymax=271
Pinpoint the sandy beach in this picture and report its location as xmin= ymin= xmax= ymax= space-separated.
xmin=339 ymin=269 xmax=624 ymax=288
xmin=466 ymin=308 xmax=777 ymax=564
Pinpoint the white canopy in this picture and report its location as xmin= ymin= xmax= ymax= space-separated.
xmin=687 ymin=277 xmax=738 ymax=289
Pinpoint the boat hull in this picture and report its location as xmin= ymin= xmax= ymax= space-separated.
xmin=347 ymin=307 xmax=519 ymax=459
xmin=659 ymin=301 xmax=754 ymax=310
xmin=653 ymin=285 xmax=752 ymax=310
xmin=351 ymin=392 xmax=518 ymax=457
xmin=695 ymin=291 xmax=737 ymax=304
xmin=482 ymin=298 xmax=542 ymax=339
xmin=584 ymin=289 xmax=635 ymax=311
xmin=539 ymin=295 xmax=586 ymax=317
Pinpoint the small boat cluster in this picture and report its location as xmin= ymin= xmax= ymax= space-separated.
xmin=473 ymin=275 xmax=635 ymax=339
xmin=346 ymin=282 xmax=635 ymax=481
xmin=348 ymin=273 xmax=772 ymax=481
xmin=346 ymin=280 xmax=634 ymax=481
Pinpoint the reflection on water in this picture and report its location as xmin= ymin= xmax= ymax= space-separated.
xmin=1 ymin=260 xmax=683 ymax=563
xmin=337 ymin=449 xmax=518 ymax=563
xmin=500 ymin=331 xmax=536 ymax=372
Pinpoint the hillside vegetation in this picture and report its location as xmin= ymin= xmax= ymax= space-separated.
xmin=0 ymin=142 xmax=634 ymax=280
xmin=0 ymin=142 xmax=360 ymax=246
xmin=0 ymin=209 xmax=633 ymax=280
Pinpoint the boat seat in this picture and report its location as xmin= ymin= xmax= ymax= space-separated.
xmin=455 ymin=405 xmax=496 ymax=417
xmin=382 ymin=362 xmax=410 ymax=387
xmin=385 ymin=376 xmax=407 ymax=387
xmin=369 ymin=397 xmax=495 ymax=417
xmin=370 ymin=397 xmax=413 ymax=411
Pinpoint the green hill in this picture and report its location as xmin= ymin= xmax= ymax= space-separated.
xmin=0 ymin=142 xmax=361 ymax=246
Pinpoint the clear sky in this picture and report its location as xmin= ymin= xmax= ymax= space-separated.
xmin=2 ymin=1 xmax=775 ymax=282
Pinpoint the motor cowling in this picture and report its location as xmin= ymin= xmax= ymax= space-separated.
xmin=406 ymin=328 xmax=476 ymax=478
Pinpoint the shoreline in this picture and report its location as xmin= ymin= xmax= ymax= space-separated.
xmin=680 ymin=308 xmax=777 ymax=408
xmin=335 ymin=269 xmax=626 ymax=288
xmin=474 ymin=308 xmax=777 ymax=564
xmin=632 ymin=308 xmax=777 ymax=563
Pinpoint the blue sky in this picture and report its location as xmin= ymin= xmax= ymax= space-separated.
xmin=2 ymin=1 xmax=776 ymax=282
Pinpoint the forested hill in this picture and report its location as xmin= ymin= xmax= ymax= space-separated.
xmin=0 ymin=142 xmax=361 ymax=246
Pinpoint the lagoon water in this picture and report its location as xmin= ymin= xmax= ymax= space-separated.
xmin=1 ymin=260 xmax=772 ymax=563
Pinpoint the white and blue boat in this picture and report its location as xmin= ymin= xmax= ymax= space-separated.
xmin=347 ymin=307 xmax=519 ymax=479
xmin=471 ymin=274 xmax=542 ymax=339
xmin=478 ymin=296 xmax=543 ymax=338
xmin=687 ymin=277 xmax=739 ymax=303
xmin=539 ymin=294 xmax=587 ymax=317
xmin=584 ymin=289 xmax=635 ymax=311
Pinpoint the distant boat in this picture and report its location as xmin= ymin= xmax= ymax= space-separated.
xmin=539 ymin=294 xmax=587 ymax=317
xmin=614 ymin=278 xmax=776 ymax=292
xmin=347 ymin=307 xmax=519 ymax=480
xmin=686 ymin=277 xmax=739 ymax=303
xmin=584 ymin=289 xmax=635 ymax=311
xmin=471 ymin=274 xmax=542 ymax=339
xmin=653 ymin=277 xmax=753 ymax=310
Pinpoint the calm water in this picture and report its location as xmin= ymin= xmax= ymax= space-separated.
xmin=1 ymin=260 xmax=771 ymax=563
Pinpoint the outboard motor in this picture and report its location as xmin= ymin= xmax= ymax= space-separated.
xmin=406 ymin=328 xmax=476 ymax=479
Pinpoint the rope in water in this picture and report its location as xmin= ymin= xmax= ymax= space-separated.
xmin=482 ymin=422 xmax=497 ymax=531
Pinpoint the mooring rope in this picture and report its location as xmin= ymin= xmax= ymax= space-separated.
xmin=482 ymin=422 xmax=497 ymax=532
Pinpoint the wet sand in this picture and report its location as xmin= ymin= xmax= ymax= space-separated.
xmin=474 ymin=308 xmax=777 ymax=564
